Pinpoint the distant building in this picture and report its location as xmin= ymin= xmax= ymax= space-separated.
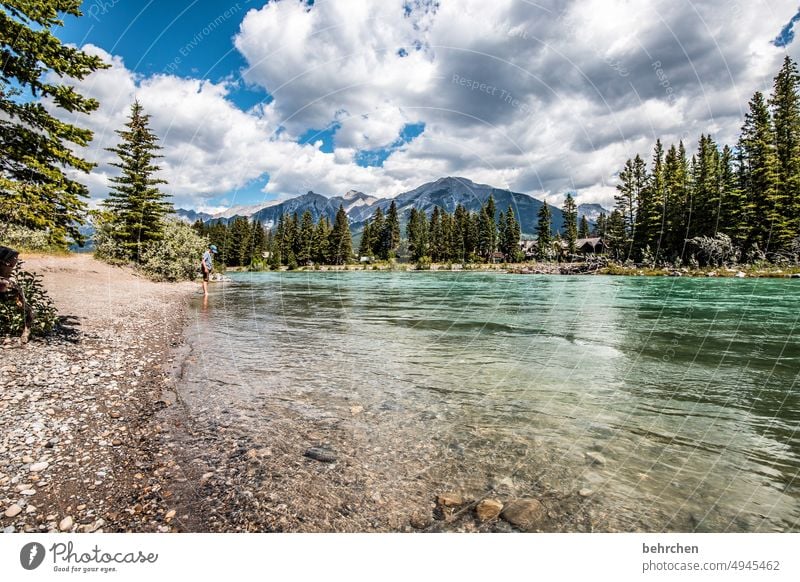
xmin=519 ymin=239 xmax=537 ymax=260
xmin=576 ymin=237 xmax=605 ymax=254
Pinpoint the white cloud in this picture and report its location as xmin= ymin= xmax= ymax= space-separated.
xmin=52 ymin=1 xmax=800 ymax=210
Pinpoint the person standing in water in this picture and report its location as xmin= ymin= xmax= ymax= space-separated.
xmin=200 ymin=244 xmax=218 ymax=296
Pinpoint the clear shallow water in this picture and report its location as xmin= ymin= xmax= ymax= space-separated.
xmin=184 ymin=272 xmax=800 ymax=532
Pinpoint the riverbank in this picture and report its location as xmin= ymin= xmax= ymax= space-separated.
xmin=229 ymin=261 xmax=800 ymax=277
xmin=0 ymin=254 xmax=195 ymax=532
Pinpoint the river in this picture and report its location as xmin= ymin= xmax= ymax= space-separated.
xmin=180 ymin=272 xmax=800 ymax=532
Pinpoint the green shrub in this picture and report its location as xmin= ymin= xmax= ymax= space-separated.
xmin=415 ymin=256 xmax=432 ymax=270
xmin=0 ymin=263 xmax=58 ymax=337
xmin=91 ymin=212 xmax=128 ymax=265
xmin=0 ymin=225 xmax=63 ymax=253
xmin=139 ymin=220 xmax=208 ymax=281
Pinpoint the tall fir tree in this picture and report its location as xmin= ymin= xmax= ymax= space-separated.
xmin=358 ymin=219 xmax=373 ymax=258
xmin=313 ymin=216 xmax=331 ymax=264
xmin=614 ymin=154 xmax=647 ymax=258
xmin=297 ymin=210 xmax=315 ymax=265
xmin=579 ymin=215 xmax=590 ymax=239
xmin=0 ymin=0 xmax=109 ymax=246
xmin=328 ymin=204 xmax=352 ymax=264
xmin=536 ymin=202 xmax=552 ymax=259
xmin=371 ymin=206 xmax=386 ymax=260
xmin=770 ymin=56 xmax=800 ymax=247
xmin=561 ymin=193 xmax=578 ymax=255
xmin=477 ymin=206 xmax=494 ymax=259
xmin=103 ymin=101 xmax=173 ymax=261
xmin=385 ymin=200 xmax=401 ymax=259
xmin=739 ymin=91 xmax=781 ymax=252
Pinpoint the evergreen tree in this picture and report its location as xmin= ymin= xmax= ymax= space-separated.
xmin=739 ymin=91 xmax=781 ymax=252
xmin=358 ymin=219 xmax=373 ymax=258
xmin=485 ymin=194 xmax=498 ymax=251
xmin=250 ymin=219 xmax=266 ymax=264
xmin=371 ymin=207 xmax=386 ymax=260
xmin=499 ymin=205 xmax=521 ymax=260
xmin=770 ymin=56 xmax=800 ymax=246
xmin=644 ymin=139 xmax=667 ymax=261
xmin=0 ymin=0 xmax=109 ymax=247
xmin=313 ymin=216 xmax=331 ymax=264
xmin=614 ymin=154 xmax=647 ymax=258
xmin=536 ymin=202 xmax=552 ymax=259
xmin=407 ymin=208 xmax=429 ymax=261
xmin=429 ymin=206 xmax=444 ymax=261
xmin=690 ymin=134 xmax=721 ymax=239
xmin=297 ymin=210 xmax=314 ymax=265
xmin=453 ymin=204 xmax=468 ymax=261
xmin=594 ymin=213 xmax=607 ymax=238
xmin=328 ymin=205 xmax=353 ymax=264
xmin=227 ymin=217 xmax=252 ymax=267
xmin=385 ymin=200 xmax=401 ymax=258
xmin=561 ymin=193 xmax=578 ymax=255
xmin=719 ymin=144 xmax=749 ymax=247
xmin=289 ymin=211 xmax=301 ymax=258
xmin=103 ymin=101 xmax=172 ymax=261
xmin=477 ymin=206 xmax=494 ymax=259
xmin=606 ymin=209 xmax=627 ymax=261
xmin=579 ymin=215 xmax=590 ymax=239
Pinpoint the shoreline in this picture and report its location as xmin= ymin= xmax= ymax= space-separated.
xmin=0 ymin=254 xmax=196 ymax=532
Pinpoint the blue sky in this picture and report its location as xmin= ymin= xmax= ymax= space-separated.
xmin=42 ymin=1 xmax=800 ymax=212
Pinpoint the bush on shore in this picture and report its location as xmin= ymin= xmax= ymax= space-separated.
xmin=0 ymin=263 xmax=59 ymax=338
xmin=0 ymin=225 xmax=67 ymax=254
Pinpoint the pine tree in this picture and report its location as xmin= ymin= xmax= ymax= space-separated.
xmin=358 ymin=219 xmax=373 ymax=258
xmin=606 ymin=209 xmax=627 ymax=261
xmin=594 ymin=213 xmax=607 ymax=238
xmin=740 ymin=91 xmax=781 ymax=252
xmin=477 ymin=206 xmax=494 ymax=259
xmin=0 ymin=0 xmax=109 ymax=247
xmin=645 ymin=139 xmax=667 ymax=261
xmin=251 ymin=219 xmax=266 ymax=261
xmin=499 ymin=205 xmax=521 ymax=260
xmin=536 ymin=202 xmax=552 ymax=259
xmin=770 ymin=56 xmax=800 ymax=247
xmin=579 ymin=215 xmax=590 ymax=239
xmin=453 ymin=204 xmax=468 ymax=262
xmin=690 ymin=134 xmax=721 ymax=239
xmin=614 ymin=154 xmax=647 ymax=258
xmin=371 ymin=207 xmax=386 ymax=260
xmin=328 ymin=205 xmax=352 ymax=264
xmin=103 ymin=101 xmax=172 ymax=261
xmin=561 ymin=193 xmax=578 ymax=255
xmin=297 ymin=210 xmax=314 ymax=265
xmin=385 ymin=200 xmax=401 ymax=259
xmin=719 ymin=145 xmax=749 ymax=247
xmin=313 ymin=216 xmax=331 ymax=264
xmin=407 ymin=208 xmax=429 ymax=261
xmin=485 ymin=194 xmax=497 ymax=252
xmin=227 ymin=217 xmax=252 ymax=267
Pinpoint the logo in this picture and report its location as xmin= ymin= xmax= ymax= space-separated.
xmin=20 ymin=542 xmax=46 ymax=570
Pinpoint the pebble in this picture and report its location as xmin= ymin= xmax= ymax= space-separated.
xmin=59 ymin=516 xmax=74 ymax=532
xmin=501 ymin=499 xmax=546 ymax=531
xmin=436 ymin=492 xmax=464 ymax=507
xmin=475 ymin=498 xmax=503 ymax=521
xmin=20 ymin=489 xmax=36 ymax=496
xmin=165 ymin=509 xmax=176 ymax=520
xmin=585 ymin=451 xmax=607 ymax=466
xmin=4 ymin=504 xmax=23 ymax=518
xmin=579 ymin=489 xmax=594 ymax=497
xmin=29 ymin=462 xmax=49 ymax=472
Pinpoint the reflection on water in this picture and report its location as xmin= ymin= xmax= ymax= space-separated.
xmin=183 ymin=272 xmax=800 ymax=532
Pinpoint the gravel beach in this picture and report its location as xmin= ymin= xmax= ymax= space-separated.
xmin=0 ymin=254 xmax=195 ymax=533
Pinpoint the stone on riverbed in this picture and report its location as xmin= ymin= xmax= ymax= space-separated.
xmin=436 ymin=492 xmax=465 ymax=507
xmin=59 ymin=516 xmax=74 ymax=532
xmin=475 ymin=498 xmax=503 ymax=521
xmin=29 ymin=462 xmax=49 ymax=472
xmin=304 ymin=447 xmax=337 ymax=463
xmin=501 ymin=499 xmax=545 ymax=531
xmin=585 ymin=451 xmax=606 ymax=466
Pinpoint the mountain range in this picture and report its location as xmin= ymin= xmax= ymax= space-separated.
xmin=176 ymin=177 xmax=609 ymax=237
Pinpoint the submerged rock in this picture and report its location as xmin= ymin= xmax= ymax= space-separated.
xmin=304 ymin=447 xmax=337 ymax=463
xmin=436 ymin=492 xmax=465 ymax=507
xmin=585 ymin=451 xmax=607 ymax=466
xmin=501 ymin=499 xmax=545 ymax=531
xmin=475 ymin=498 xmax=503 ymax=521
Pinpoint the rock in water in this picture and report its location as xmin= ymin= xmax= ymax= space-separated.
xmin=501 ymin=499 xmax=545 ymax=531
xmin=304 ymin=447 xmax=337 ymax=463
xmin=436 ymin=492 xmax=465 ymax=507
xmin=585 ymin=451 xmax=606 ymax=466
xmin=475 ymin=498 xmax=503 ymax=521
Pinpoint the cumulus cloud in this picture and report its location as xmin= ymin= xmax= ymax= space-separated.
xmin=53 ymin=1 xmax=800 ymax=208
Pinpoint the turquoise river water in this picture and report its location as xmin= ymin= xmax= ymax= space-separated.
xmin=182 ymin=272 xmax=800 ymax=532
